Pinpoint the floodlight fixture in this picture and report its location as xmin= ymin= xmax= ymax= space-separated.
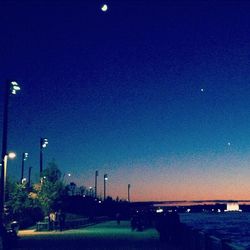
xmin=10 ymin=81 xmax=21 ymax=95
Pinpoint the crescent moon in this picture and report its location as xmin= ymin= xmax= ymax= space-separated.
xmin=101 ymin=4 xmax=108 ymax=12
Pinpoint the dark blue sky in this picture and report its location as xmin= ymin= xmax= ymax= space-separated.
xmin=1 ymin=0 xmax=250 ymax=201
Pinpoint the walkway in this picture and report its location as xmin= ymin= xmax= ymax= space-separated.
xmin=15 ymin=221 xmax=180 ymax=250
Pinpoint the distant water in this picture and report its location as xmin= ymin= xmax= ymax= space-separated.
xmin=179 ymin=213 xmax=250 ymax=248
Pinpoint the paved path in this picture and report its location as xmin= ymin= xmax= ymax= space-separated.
xmin=14 ymin=221 xmax=180 ymax=250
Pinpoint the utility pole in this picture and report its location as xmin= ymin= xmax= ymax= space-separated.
xmin=128 ymin=184 xmax=131 ymax=202
xmin=0 ymin=81 xmax=20 ymax=247
xmin=0 ymin=81 xmax=10 ymax=229
xmin=95 ymin=170 xmax=98 ymax=198
xmin=104 ymin=174 xmax=108 ymax=200
xmin=20 ymin=152 xmax=28 ymax=183
xmin=28 ymin=166 xmax=32 ymax=188
xmin=40 ymin=138 xmax=48 ymax=175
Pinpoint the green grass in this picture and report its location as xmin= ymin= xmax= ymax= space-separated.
xmin=16 ymin=221 xmax=179 ymax=250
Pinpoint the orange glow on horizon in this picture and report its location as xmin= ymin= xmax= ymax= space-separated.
xmin=73 ymin=153 xmax=250 ymax=202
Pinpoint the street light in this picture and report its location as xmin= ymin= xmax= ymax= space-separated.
xmin=20 ymin=152 xmax=28 ymax=183
xmin=95 ymin=170 xmax=98 ymax=198
xmin=104 ymin=174 xmax=108 ymax=200
xmin=0 ymin=152 xmax=16 ymax=220
xmin=62 ymin=173 xmax=71 ymax=183
xmin=10 ymin=81 xmax=21 ymax=95
xmin=40 ymin=138 xmax=48 ymax=175
xmin=89 ymin=187 xmax=93 ymax=197
xmin=1 ymin=80 xmax=20 ymax=231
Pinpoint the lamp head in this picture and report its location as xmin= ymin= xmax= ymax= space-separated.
xmin=8 ymin=152 xmax=16 ymax=159
xmin=10 ymin=81 xmax=21 ymax=95
xmin=41 ymin=138 xmax=49 ymax=148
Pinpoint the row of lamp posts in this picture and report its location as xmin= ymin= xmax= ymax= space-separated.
xmin=94 ymin=171 xmax=131 ymax=202
xmin=20 ymin=136 xmax=48 ymax=186
xmin=0 ymin=80 xmax=131 ymax=244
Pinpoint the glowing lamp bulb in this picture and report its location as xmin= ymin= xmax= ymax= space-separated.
xmin=8 ymin=152 xmax=16 ymax=159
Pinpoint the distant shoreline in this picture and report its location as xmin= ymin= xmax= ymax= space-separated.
xmin=133 ymin=200 xmax=250 ymax=207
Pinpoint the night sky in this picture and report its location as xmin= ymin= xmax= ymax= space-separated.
xmin=1 ymin=0 xmax=250 ymax=201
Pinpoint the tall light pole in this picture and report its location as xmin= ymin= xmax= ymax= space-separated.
xmin=128 ymin=184 xmax=131 ymax=202
xmin=0 ymin=81 xmax=20 ymax=230
xmin=2 ymin=152 xmax=16 ymax=200
xmin=62 ymin=173 xmax=71 ymax=183
xmin=95 ymin=170 xmax=98 ymax=198
xmin=40 ymin=138 xmax=48 ymax=175
xmin=20 ymin=152 xmax=28 ymax=183
xmin=28 ymin=166 xmax=32 ymax=188
xmin=104 ymin=174 xmax=108 ymax=200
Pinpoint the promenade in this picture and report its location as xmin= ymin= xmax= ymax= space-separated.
xmin=14 ymin=221 xmax=180 ymax=250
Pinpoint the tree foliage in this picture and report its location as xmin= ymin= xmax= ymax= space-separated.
xmin=6 ymin=182 xmax=43 ymax=228
xmin=35 ymin=161 xmax=64 ymax=215
xmin=7 ymin=183 xmax=31 ymax=214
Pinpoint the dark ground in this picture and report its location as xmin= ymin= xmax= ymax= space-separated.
xmin=13 ymin=221 xmax=180 ymax=250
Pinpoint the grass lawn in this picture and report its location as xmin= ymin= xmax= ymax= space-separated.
xmin=15 ymin=221 xmax=180 ymax=250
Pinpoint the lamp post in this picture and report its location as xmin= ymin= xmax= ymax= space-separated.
xmin=62 ymin=173 xmax=71 ymax=183
xmin=128 ymin=184 xmax=131 ymax=202
xmin=20 ymin=152 xmax=28 ymax=183
xmin=0 ymin=152 xmax=16 ymax=221
xmin=104 ymin=174 xmax=108 ymax=200
xmin=28 ymin=166 xmax=32 ymax=188
xmin=0 ymin=81 xmax=20 ymax=231
xmin=95 ymin=170 xmax=98 ymax=198
xmin=40 ymin=138 xmax=48 ymax=175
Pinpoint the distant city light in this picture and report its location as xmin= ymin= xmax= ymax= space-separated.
xmin=225 ymin=202 xmax=242 ymax=212
xmin=156 ymin=208 xmax=163 ymax=213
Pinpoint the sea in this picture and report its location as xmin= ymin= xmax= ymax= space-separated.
xmin=179 ymin=212 xmax=250 ymax=249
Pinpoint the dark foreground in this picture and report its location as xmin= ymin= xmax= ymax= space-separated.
xmin=14 ymin=221 xmax=180 ymax=250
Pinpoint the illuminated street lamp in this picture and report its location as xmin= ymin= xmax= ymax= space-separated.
xmin=10 ymin=81 xmax=20 ymax=95
xmin=20 ymin=152 xmax=28 ymax=183
xmin=62 ymin=173 xmax=71 ymax=183
xmin=1 ymin=80 xmax=20 ymax=231
xmin=0 ymin=152 xmax=16 ymax=220
xmin=104 ymin=174 xmax=108 ymax=200
xmin=40 ymin=138 xmax=48 ymax=175
xmin=89 ymin=187 xmax=93 ymax=197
